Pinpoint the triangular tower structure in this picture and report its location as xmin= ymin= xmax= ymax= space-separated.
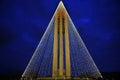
xmin=21 ymin=1 xmax=102 ymax=80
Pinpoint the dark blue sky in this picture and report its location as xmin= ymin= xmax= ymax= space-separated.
xmin=0 ymin=0 xmax=120 ymax=75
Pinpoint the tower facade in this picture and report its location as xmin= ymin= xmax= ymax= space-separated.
xmin=52 ymin=3 xmax=71 ymax=77
xmin=21 ymin=1 xmax=102 ymax=80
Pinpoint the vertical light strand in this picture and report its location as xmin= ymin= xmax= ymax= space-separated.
xmin=65 ymin=12 xmax=71 ymax=77
xmin=52 ymin=12 xmax=58 ymax=77
xmin=59 ymin=8 xmax=64 ymax=76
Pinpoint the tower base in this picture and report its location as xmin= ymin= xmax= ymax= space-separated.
xmin=21 ymin=77 xmax=102 ymax=80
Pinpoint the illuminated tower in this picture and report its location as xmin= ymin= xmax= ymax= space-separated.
xmin=21 ymin=1 xmax=102 ymax=80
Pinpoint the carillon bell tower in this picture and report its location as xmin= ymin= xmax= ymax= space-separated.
xmin=52 ymin=3 xmax=71 ymax=77
xmin=21 ymin=1 xmax=102 ymax=80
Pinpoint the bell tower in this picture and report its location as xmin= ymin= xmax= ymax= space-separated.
xmin=52 ymin=2 xmax=71 ymax=77
xmin=21 ymin=1 xmax=102 ymax=80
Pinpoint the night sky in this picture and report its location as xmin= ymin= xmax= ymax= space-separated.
xmin=0 ymin=0 xmax=120 ymax=75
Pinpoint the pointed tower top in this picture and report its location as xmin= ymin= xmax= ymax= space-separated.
xmin=58 ymin=1 xmax=65 ymax=8
xmin=54 ymin=0 xmax=68 ymax=16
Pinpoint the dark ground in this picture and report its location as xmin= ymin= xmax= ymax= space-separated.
xmin=0 ymin=72 xmax=120 ymax=80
